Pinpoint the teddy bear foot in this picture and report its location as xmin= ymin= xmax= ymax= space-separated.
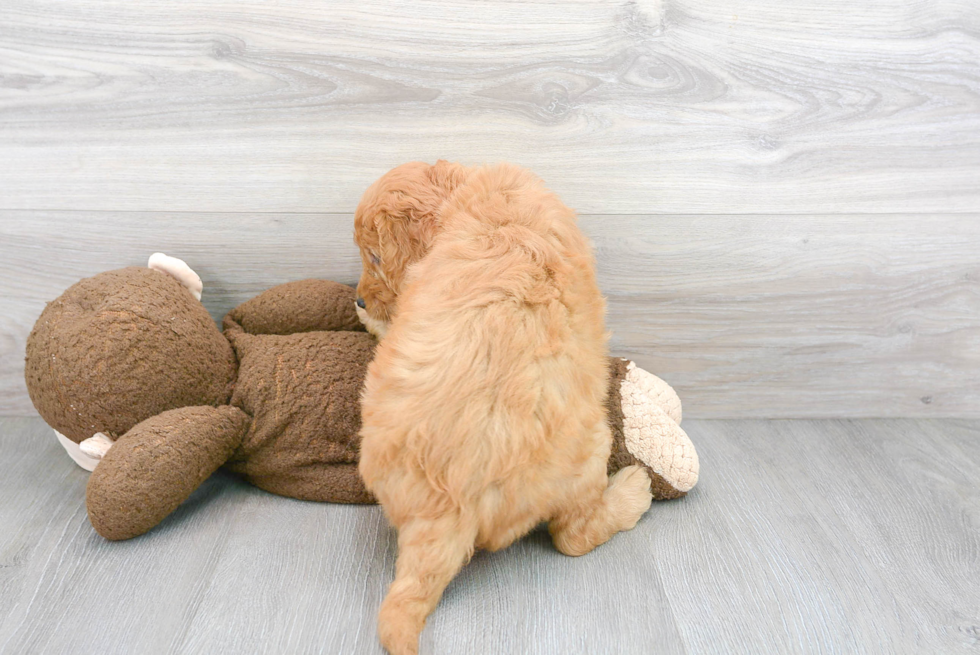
xmin=54 ymin=430 xmax=107 ymax=472
xmin=620 ymin=363 xmax=699 ymax=497
xmin=79 ymin=432 xmax=114 ymax=460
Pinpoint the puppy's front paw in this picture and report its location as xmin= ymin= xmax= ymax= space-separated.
xmin=606 ymin=465 xmax=653 ymax=532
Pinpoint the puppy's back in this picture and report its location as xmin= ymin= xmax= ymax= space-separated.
xmin=360 ymin=164 xmax=609 ymax=508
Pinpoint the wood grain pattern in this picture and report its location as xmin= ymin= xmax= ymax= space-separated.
xmin=1 ymin=417 xmax=977 ymax=653
xmin=654 ymin=419 xmax=980 ymax=653
xmin=3 ymin=211 xmax=978 ymax=418
xmin=1 ymin=0 xmax=979 ymax=213
xmin=596 ymin=214 xmax=980 ymax=418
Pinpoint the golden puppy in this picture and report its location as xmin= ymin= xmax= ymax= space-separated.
xmin=354 ymin=161 xmax=652 ymax=655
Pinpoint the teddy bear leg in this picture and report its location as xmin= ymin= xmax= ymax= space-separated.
xmin=615 ymin=358 xmax=682 ymax=424
xmin=606 ymin=358 xmax=699 ymax=499
xmin=620 ymin=400 xmax=699 ymax=499
xmin=86 ymin=405 xmax=250 ymax=540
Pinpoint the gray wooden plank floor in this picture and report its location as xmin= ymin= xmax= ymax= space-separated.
xmin=1 ymin=417 xmax=977 ymax=654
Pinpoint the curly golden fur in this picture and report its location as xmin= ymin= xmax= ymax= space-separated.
xmin=354 ymin=161 xmax=652 ymax=655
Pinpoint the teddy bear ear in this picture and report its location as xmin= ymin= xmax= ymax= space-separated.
xmin=147 ymin=253 xmax=203 ymax=300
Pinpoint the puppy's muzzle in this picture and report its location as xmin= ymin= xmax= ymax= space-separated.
xmin=355 ymin=301 xmax=389 ymax=339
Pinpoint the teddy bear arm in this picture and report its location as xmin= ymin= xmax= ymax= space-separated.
xmin=86 ymin=405 xmax=250 ymax=540
xmin=223 ymin=279 xmax=366 ymax=336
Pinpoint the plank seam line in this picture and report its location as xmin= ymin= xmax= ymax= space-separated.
xmin=3 ymin=209 xmax=980 ymax=217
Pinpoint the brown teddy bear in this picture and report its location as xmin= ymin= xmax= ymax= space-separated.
xmin=25 ymin=254 xmax=698 ymax=541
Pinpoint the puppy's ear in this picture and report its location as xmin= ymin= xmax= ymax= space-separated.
xmin=377 ymin=161 xmax=467 ymax=256
xmin=377 ymin=209 xmax=434 ymax=260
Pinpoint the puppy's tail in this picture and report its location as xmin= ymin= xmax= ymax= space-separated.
xmin=378 ymin=512 xmax=477 ymax=655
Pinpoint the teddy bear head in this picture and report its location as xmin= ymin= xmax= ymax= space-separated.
xmin=25 ymin=266 xmax=237 ymax=445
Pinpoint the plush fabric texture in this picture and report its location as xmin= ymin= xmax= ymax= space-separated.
xmin=24 ymin=268 xmax=237 ymax=444
xmin=220 ymin=280 xmax=376 ymax=503
xmin=606 ymin=358 xmax=688 ymax=500
xmin=620 ymin=360 xmax=699 ymax=495
xmin=623 ymin=360 xmax=682 ymax=425
xmin=223 ymin=323 xmax=377 ymax=503
xmin=227 ymin=279 xmax=366 ymax=335
xmin=87 ymin=405 xmax=250 ymax=540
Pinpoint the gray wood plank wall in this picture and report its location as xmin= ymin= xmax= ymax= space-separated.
xmin=2 ymin=0 xmax=978 ymax=418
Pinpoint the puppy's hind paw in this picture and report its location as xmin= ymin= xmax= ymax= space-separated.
xmin=606 ymin=465 xmax=653 ymax=532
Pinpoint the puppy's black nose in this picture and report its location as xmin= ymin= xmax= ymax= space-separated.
xmin=356 ymin=297 xmax=366 ymax=309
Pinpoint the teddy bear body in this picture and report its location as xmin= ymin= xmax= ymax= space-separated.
xmin=224 ymin=327 xmax=375 ymax=503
